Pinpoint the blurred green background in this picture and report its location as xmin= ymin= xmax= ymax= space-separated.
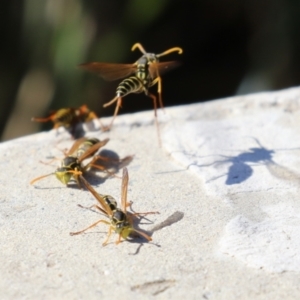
xmin=1 ymin=0 xmax=300 ymax=141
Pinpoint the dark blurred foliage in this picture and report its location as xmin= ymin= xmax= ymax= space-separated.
xmin=1 ymin=0 xmax=300 ymax=140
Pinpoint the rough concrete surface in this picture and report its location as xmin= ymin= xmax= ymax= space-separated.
xmin=1 ymin=87 xmax=300 ymax=299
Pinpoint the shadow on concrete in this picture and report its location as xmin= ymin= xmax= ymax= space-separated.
xmin=197 ymin=137 xmax=300 ymax=185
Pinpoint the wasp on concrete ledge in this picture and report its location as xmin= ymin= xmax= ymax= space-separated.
xmin=32 ymin=105 xmax=106 ymax=137
xmin=70 ymin=168 xmax=158 ymax=245
xmin=30 ymin=137 xmax=110 ymax=188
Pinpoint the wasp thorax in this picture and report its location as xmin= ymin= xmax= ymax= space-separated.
xmin=55 ymin=156 xmax=82 ymax=185
xmin=112 ymin=209 xmax=126 ymax=224
xmin=62 ymin=156 xmax=79 ymax=167
xmin=112 ymin=209 xmax=131 ymax=234
xmin=137 ymin=54 xmax=158 ymax=65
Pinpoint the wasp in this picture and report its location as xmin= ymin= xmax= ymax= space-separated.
xmin=30 ymin=137 xmax=110 ymax=187
xmin=32 ymin=104 xmax=106 ymax=137
xmin=79 ymin=43 xmax=183 ymax=137
xmin=70 ymin=168 xmax=158 ymax=246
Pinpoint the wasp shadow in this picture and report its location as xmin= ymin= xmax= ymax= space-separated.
xmin=127 ymin=211 xmax=185 ymax=254
xmin=199 ymin=137 xmax=300 ymax=185
xmin=70 ymin=124 xmax=86 ymax=139
xmin=222 ymin=145 xmax=274 ymax=185
xmin=73 ymin=149 xmax=134 ymax=188
xmin=91 ymin=149 xmax=134 ymax=177
xmin=69 ymin=121 xmax=102 ymax=139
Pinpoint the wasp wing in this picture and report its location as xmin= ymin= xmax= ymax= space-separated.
xmin=79 ymin=175 xmax=112 ymax=217
xmin=79 ymin=62 xmax=137 ymax=81
xmin=66 ymin=137 xmax=88 ymax=156
xmin=121 ymin=167 xmax=129 ymax=213
xmin=149 ymin=61 xmax=181 ymax=79
xmin=78 ymin=138 xmax=109 ymax=162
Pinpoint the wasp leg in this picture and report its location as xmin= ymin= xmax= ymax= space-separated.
xmin=116 ymin=233 xmax=123 ymax=245
xmin=126 ymin=213 xmax=154 ymax=242
xmin=70 ymin=219 xmax=110 ymax=236
xmin=151 ymin=76 xmax=164 ymax=111
xmin=103 ymin=96 xmax=122 ymax=130
xmin=102 ymin=225 xmax=113 ymax=246
xmin=133 ymin=228 xmax=152 ymax=242
xmin=74 ymin=174 xmax=82 ymax=189
xmin=88 ymin=163 xmax=120 ymax=178
xmin=53 ymin=123 xmax=62 ymax=129
xmin=85 ymin=156 xmax=121 ymax=178
xmin=77 ymin=203 xmax=100 ymax=211
xmin=130 ymin=211 xmax=160 ymax=218
xmin=145 ymin=91 xmax=161 ymax=146
xmin=65 ymin=170 xmax=83 ymax=188
xmin=31 ymin=116 xmax=54 ymax=123
xmin=87 ymin=111 xmax=108 ymax=132
xmin=78 ymin=203 xmax=107 ymax=216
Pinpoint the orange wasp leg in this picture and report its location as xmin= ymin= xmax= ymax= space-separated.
xmin=145 ymin=91 xmax=161 ymax=146
xmin=155 ymin=76 xmax=164 ymax=111
xmin=84 ymin=155 xmax=121 ymax=178
xmin=86 ymin=111 xmax=108 ymax=132
xmin=70 ymin=219 xmax=110 ymax=236
xmin=103 ymin=96 xmax=122 ymax=130
xmin=125 ymin=212 xmax=157 ymax=242
xmin=102 ymin=226 xmax=114 ymax=246
xmin=31 ymin=115 xmax=55 ymax=123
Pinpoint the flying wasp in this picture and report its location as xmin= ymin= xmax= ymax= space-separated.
xmin=70 ymin=168 xmax=158 ymax=246
xmin=32 ymin=104 xmax=106 ymax=137
xmin=79 ymin=43 xmax=183 ymax=138
xmin=30 ymin=137 xmax=110 ymax=188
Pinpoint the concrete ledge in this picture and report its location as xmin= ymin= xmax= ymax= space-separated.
xmin=1 ymin=87 xmax=300 ymax=299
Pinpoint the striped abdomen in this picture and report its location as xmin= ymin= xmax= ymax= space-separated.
xmin=76 ymin=138 xmax=100 ymax=158
xmin=103 ymin=195 xmax=118 ymax=211
xmin=116 ymin=76 xmax=145 ymax=97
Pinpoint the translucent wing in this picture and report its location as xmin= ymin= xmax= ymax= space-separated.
xmin=78 ymin=138 xmax=109 ymax=162
xmin=149 ymin=61 xmax=181 ymax=79
xmin=79 ymin=62 xmax=137 ymax=81
xmin=66 ymin=137 xmax=88 ymax=156
xmin=121 ymin=167 xmax=129 ymax=213
xmin=79 ymin=175 xmax=112 ymax=216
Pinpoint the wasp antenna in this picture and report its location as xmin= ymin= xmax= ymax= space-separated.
xmin=131 ymin=43 xmax=147 ymax=54
xmin=157 ymin=47 xmax=183 ymax=58
xmin=30 ymin=173 xmax=55 ymax=185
